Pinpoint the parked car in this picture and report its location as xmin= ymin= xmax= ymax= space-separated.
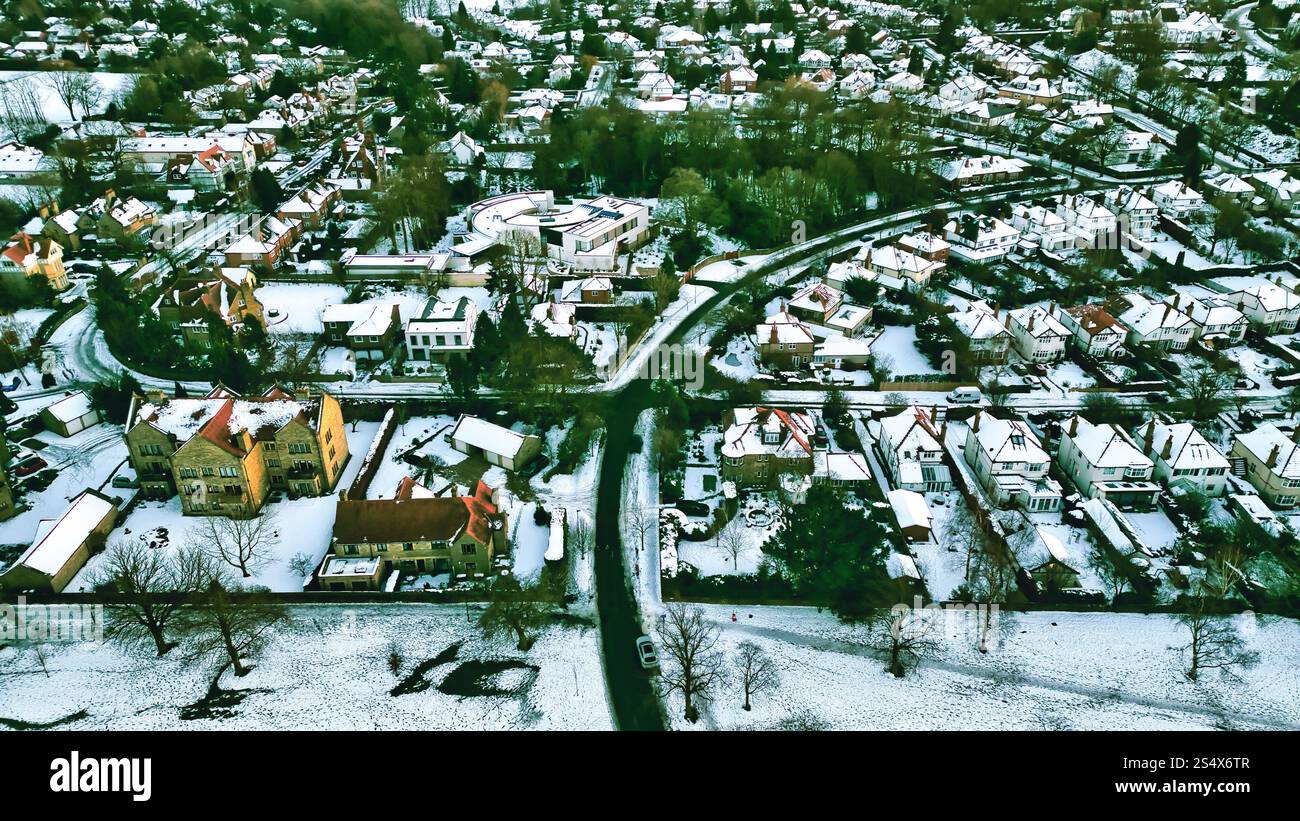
xmin=111 ymin=475 xmax=139 ymax=489
xmin=20 ymin=469 xmax=56 ymax=493
xmin=635 ymin=635 xmax=659 ymax=670
xmin=14 ymin=455 xmax=46 ymax=476
xmin=947 ymin=387 xmax=983 ymax=404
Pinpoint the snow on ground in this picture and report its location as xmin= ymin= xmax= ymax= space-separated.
xmin=0 ymin=423 xmax=127 ymax=547
xmin=256 ymin=284 xmax=350 ymax=335
xmin=319 ymin=346 xmax=356 ymax=377
xmin=69 ymin=422 xmax=381 ymax=593
xmin=676 ymin=493 xmax=779 ymax=576
xmin=911 ymin=490 xmax=968 ymax=600
xmin=365 ymin=415 xmax=463 ymax=499
xmin=873 ymin=326 xmax=939 ymax=377
xmin=0 ymin=604 xmax=611 ymax=730
xmin=510 ymin=502 xmax=550 ymax=582
xmin=710 ymin=333 xmax=760 ymax=381
xmin=663 ymin=604 xmax=1300 ymax=731
xmin=1125 ymin=510 xmax=1181 ymax=553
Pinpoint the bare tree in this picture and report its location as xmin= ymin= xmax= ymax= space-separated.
xmin=862 ymin=605 xmax=940 ymax=678
xmin=1087 ymin=542 xmax=1130 ymax=602
xmin=478 ymin=574 xmax=550 ymax=650
xmin=90 ymin=540 xmax=206 ymax=656
xmin=626 ymin=490 xmax=654 ymax=555
xmin=495 ymin=228 xmax=545 ymax=305
xmin=199 ymin=512 xmax=279 ymax=578
xmin=0 ymin=80 xmax=48 ymax=141
xmin=45 ymin=71 xmax=102 ymax=121
xmin=1177 ymin=591 xmax=1258 ymax=682
xmin=1177 ymin=364 xmax=1233 ymax=422
xmin=184 ymin=564 xmax=289 ymax=677
xmin=657 ymin=603 xmax=725 ymax=723
xmin=731 ymin=641 xmax=780 ymax=711
xmin=273 ymin=339 xmax=319 ymax=388
xmin=942 ymin=500 xmax=987 ymax=590
xmin=570 ymin=512 xmax=592 ymax=558
xmin=716 ymin=518 xmax=747 ymax=571
xmin=965 ymin=531 xmax=1021 ymax=654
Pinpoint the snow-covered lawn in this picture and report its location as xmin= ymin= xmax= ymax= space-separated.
xmin=0 ymin=604 xmax=610 ymax=730
xmin=874 ymin=326 xmax=939 ymax=377
xmin=676 ymin=494 xmax=779 ymax=577
xmin=663 ymin=604 xmax=1300 ymax=731
xmin=256 ymin=284 xmax=349 ymax=335
xmin=365 ymin=415 xmax=463 ymax=499
xmin=710 ymin=334 xmax=760 ymax=381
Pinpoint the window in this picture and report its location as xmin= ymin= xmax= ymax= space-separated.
xmin=179 ymin=467 xmax=198 ymax=478
xmin=461 ymin=543 xmax=476 ymax=555
xmin=219 ymin=466 xmax=238 ymax=478
xmin=403 ymin=542 xmax=414 ymax=552
xmin=139 ymin=443 xmax=163 ymax=456
xmin=344 ymin=544 xmax=358 ymax=555
xmin=202 ymin=467 xmax=215 ymax=477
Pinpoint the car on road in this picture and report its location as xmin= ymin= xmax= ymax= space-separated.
xmin=947 ymin=386 xmax=983 ymax=404
xmin=635 ymin=635 xmax=658 ymax=670
xmin=14 ymin=455 xmax=46 ymax=476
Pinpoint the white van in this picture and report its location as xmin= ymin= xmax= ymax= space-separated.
xmin=947 ymin=387 xmax=983 ymax=404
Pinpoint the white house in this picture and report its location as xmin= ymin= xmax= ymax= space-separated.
xmin=1006 ymin=305 xmax=1070 ymax=363
xmin=1057 ymin=415 xmax=1160 ymax=509
xmin=943 ymin=215 xmax=1021 ymax=262
xmin=1225 ymin=282 xmax=1300 ymax=334
xmin=1116 ymin=293 xmax=1197 ymax=351
xmin=963 ymin=411 xmax=1063 ymax=512
xmin=874 ymin=406 xmax=953 ymax=492
xmin=1137 ymin=419 xmax=1230 ymax=497
xmin=1150 ymin=180 xmax=1205 ymax=219
xmin=404 ymin=296 xmax=477 ymax=362
xmin=1055 ymin=304 xmax=1128 ymax=359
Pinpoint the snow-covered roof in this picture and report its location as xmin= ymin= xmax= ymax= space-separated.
xmin=13 ymin=490 xmax=116 ymax=578
xmin=43 ymin=391 xmax=95 ymax=424
xmin=888 ymin=488 xmax=931 ymax=531
xmin=450 ymin=414 xmax=534 ymax=460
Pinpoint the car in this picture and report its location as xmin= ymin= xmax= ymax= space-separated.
xmin=947 ymin=387 xmax=983 ymax=404
xmin=14 ymin=455 xmax=46 ymax=476
xmin=20 ymin=469 xmax=56 ymax=493
xmin=676 ymin=499 xmax=710 ymax=517
xmin=635 ymin=635 xmax=658 ymax=670
xmin=111 ymin=475 xmax=139 ymax=489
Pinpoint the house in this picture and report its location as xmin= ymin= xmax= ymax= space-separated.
xmin=1162 ymin=10 xmax=1225 ymax=44
xmin=859 ymin=244 xmax=945 ymax=291
xmin=1098 ymin=185 xmax=1158 ymax=242
xmin=1056 ymin=415 xmax=1160 ymax=510
xmin=951 ymin=300 xmax=1013 ymax=364
xmin=875 ymin=406 xmax=953 ymax=492
xmin=530 ymin=300 xmax=576 ymax=338
xmin=787 ymin=282 xmax=872 ymax=337
xmin=1203 ymin=172 xmax=1259 ymax=207
xmin=0 ymin=489 xmax=118 ymax=593
xmin=330 ymin=480 xmax=507 ymax=577
xmin=1224 ymin=282 xmax=1300 ymax=334
xmin=896 ymin=231 xmax=949 ymax=262
xmin=40 ymin=206 xmax=82 ymax=252
xmin=405 ymin=296 xmax=477 ymax=362
xmin=637 ymin=72 xmax=676 ymax=99
xmin=158 ymin=267 xmax=264 ymax=352
xmin=276 ymin=183 xmax=341 ymax=229
xmin=560 ymin=276 xmax=614 ymax=304
xmin=937 ymin=74 xmax=990 ymax=102
xmin=1137 ymin=418 xmax=1230 ymax=497
xmin=997 ymin=75 xmax=1062 ymax=106
xmin=811 ymin=336 xmax=873 ymax=369
xmin=756 ymin=308 xmax=816 ymax=368
xmin=1115 ymin=293 xmax=1197 ymax=351
xmin=1010 ymin=203 xmax=1074 ymax=250
xmin=466 ymin=192 xmax=649 ymax=272
xmin=888 ymin=489 xmax=932 ymax=542
xmin=721 ymin=407 xmax=817 ymax=487
xmin=1006 ymin=305 xmax=1070 ymax=363
xmin=943 ymin=215 xmax=1021 ymax=262
xmin=1178 ymin=294 xmax=1246 ymax=346
xmin=1245 ymin=170 xmax=1299 ymax=214
xmin=0 ymin=233 xmax=66 ymax=292
xmin=1231 ymin=424 xmax=1300 ymax=509
xmin=321 ymin=302 xmax=403 ymax=361
xmin=963 ymin=411 xmax=1062 ymax=511
xmin=1055 ymin=304 xmax=1128 ymax=359
xmin=721 ymin=66 xmax=758 ymax=93
xmin=1027 ymin=528 xmax=1082 ymax=593
xmin=938 ymin=155 xmax=1028 ymax=188
xmin=124 ymin=385 xmax=349 ymax=516
xmin=1150 ymin=180 xmax=1205 ymax=219
xmin=224 ymin=216 xmax=298 ymax=268
xmin=449 ymin=414 xmax=543 ymax=472
xmin=95 ymin=193 xmax=157 ymax=239
xmin=1053 ymin=193 xmax=1118 ymax=245
xmin=39 ymin=391 xmax=101 ymax=438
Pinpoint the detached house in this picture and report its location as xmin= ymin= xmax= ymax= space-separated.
xmin=159 ymin=267 xmax=265 ymax=352
xmin=963 ymin=411 xmax=1062 ymax=512
xmin=1225 ymin=282 xmax=1300 ymax=334
xmin=330 ymin=480 xmax=507 ymax=579
xmin=1151 ymin=180 xmax=1205 ymax=219
xmin=859 ymin=244 xmax=945 ymax=292
xmin=1055 ymin=304 xmax=1128 ymax=359
xmin=721 ymin=407 xmax=817 ymax=487
xmin=756 ymin=307 xmax=816 ymax=369
xmin=321 ymin=302 xmax=403 ymax=361
xmin=1137 ymin=419 xmax=1230 ymax=497
xmin=1232 ymin=424 xmax=1300 ymax=509
xmin=951 ymin=300 xmax=1013 ymax=364
xmin=1057 ymin=415 xmax=1159 ymax=510
xmin=875 ymin=406 xmax=953 ymax=492
xmin=788 ymin=282 xmax=872 ymax=337
xmin=1006 ymin=305 xmax=1070 ymax=364
xmin=944 ymin=215 xmax=1021 ymax=262
xmin=405 ymin=296 xmax=477 ymax=362
xmin=1116 ymin=293 xmax=1196 ymax=351
xmin=0 ymin=233 xmax=66 ymax=292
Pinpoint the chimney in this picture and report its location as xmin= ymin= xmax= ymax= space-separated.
xmin=1161 ymin=435 xmax=1173 ymax=461
xmin=939 ymin=421 xmax=948 ymax=442
xmin=992 ymin=301 xmax=1000 ymax=318
xmin=1028 ymin=312 xmax=1036 ymax=332
xmin=1069 ymin=415 xmax=1079 ymax=437
xmin=972 ymin=412 xmax=981 ymax=433
xmin=1293 ymin=426 xmax=1300 ymax=445
xmin=1267 ymin=444 xmax=1280 ymax=468
xmin=1143 ymin=418 xmax=1156 ymax=450
xmin=1004 ymin=312 xmax=1011 ymax=329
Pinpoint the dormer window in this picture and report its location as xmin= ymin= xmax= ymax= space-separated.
xmin=1010 ymin=434 xmax=1025 ymax=447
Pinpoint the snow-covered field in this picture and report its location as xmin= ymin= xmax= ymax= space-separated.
xmin=0 ymin=604 xmax=611 ymax=730
xmin=663 ymin=605 xmax=1300 ymax=731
